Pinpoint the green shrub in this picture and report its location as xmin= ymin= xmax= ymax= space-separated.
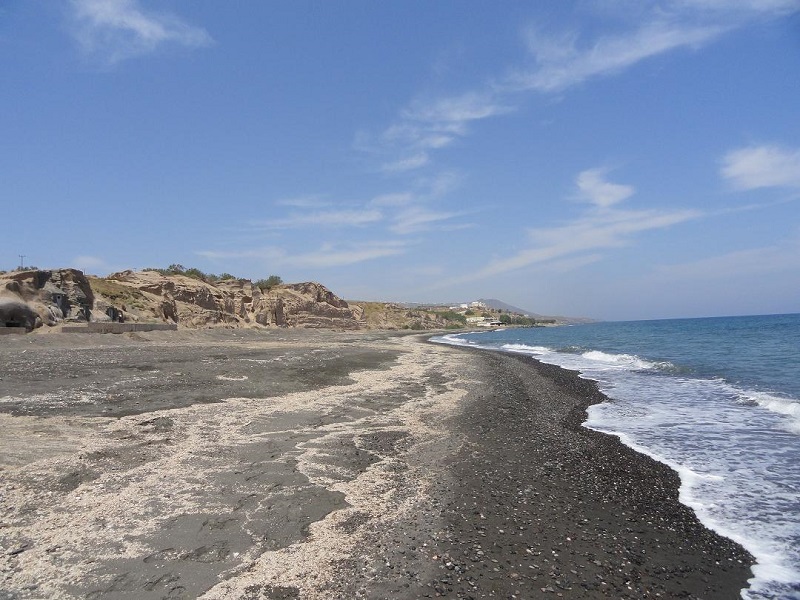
xmin=255 ymin=275 xmax=283 ymax=291
xmin=435 ymin=310 xmax=467 ymax=324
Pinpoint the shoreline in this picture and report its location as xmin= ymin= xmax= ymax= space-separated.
xmin=0 ymin=329 xmax=754 ymax=598
xmin=420 ymin=345 xmax=755 ymax=598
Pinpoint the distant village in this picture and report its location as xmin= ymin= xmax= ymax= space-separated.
xmin=444 ymin=300 xmax=555 ymax=328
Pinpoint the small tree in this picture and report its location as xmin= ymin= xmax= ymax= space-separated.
xmin=183 ymin=267 xmax=207 ymax=281
xmin=255 ymin=275 xmax=283 ymax=291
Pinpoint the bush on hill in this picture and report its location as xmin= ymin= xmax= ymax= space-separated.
xmin=143 ymin=265 xmax=273 ymax=286
xmin=254 ymin=275 xmax=283 ymax=291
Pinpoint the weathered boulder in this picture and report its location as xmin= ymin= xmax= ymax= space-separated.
xmin=0 ymin=269 xmax=94 ymax=326
xmin=0 ymin=298 xmax=41 ymax=331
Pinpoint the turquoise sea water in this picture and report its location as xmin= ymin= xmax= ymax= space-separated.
xmin=432 ymin=313 xmax=800 ymax=600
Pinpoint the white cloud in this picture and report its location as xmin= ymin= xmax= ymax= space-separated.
xmin=281 ymin=241 xmax=408 ymax=268
xmin=372 ymin=91 xmax=512 ymax=173
xmin=436 ymin=169 xmax=700 ymax=286
xmin=576 ymin=168 xmax=635 ymax=207
xmin=381 ymin=152 xmax=430 ymax=173
xmin=252 ymin=209 xmax=383 ymax=229
xmin=513 ymin=1 xmax=800 ymax=94
xmin=721 ymin=144 xmax=800 ymax=190
xmin=471 ymin=207 xmax=699 ymax=278
xmin=672 ymin=0 xmax=800 ymax=15
xmin=404 ymin=91 xmax=512 ymax=124
xmin=512 ymin=20 xmax=725 ymax=93
xmin=69 ymin=0 xmax=212 ymax=64
xmin=198 ymin=240 xmax=407 ymax=269
xmin=362 ymin=1 xmax=799 ymax=175
xmin=275 ymin=195 xmax=331 ymax=208
xmin=390 ymin=206 xmax=466 ymax=235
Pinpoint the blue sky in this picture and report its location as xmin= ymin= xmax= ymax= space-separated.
xmin=2 ymin=1 xmax=799 ymax=320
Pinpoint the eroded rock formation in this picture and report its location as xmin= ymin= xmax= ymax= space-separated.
xmin=0 ymin=269 xmax=364 ymax=331
xmin=97 ymin=270 xmax=364 ymax=330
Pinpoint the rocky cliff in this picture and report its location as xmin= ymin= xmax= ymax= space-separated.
xmin=0 ymin=269 xmax=364 ymax=331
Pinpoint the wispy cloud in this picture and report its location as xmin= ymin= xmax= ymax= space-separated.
xmin=513 ymin=0 xmax=800 ymax=94
xmin=672 ymin=0 xmax=800 ymax=15
xmin=721 ymin=144 xmax=800 ymax=190
xmin=381 ymin=152 xmax=430 ymax=173
xmin=283 ymin=241 xmax=408 ymax=268
xmin=403 ymin=91 xmax=513 ymax=124
xmin=473 ymin=207 xmax=698 ymax=279
xmin=274 ymin=195 xmax=331 ymax=208
xmin=199 ymin=240 xmax=408 ymax=269
xmin=364 ymin=1 xmax=799 ymax=173
xmin=373 ymin=91 xmax=511 ymax=173
xmin=390 ymin=206 xmax=469 ymax=235
xmin=438 ymin=169 xmax=699 ymax=285
xmin=69 ymin=0 xmax=212 ymax=65
xmin=250 ymin=209 xmax=383 ymax=230
xmin=511 ymin=20 xmax=725 ymax=93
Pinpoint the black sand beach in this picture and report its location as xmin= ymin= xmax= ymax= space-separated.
xmin=0 ymin=330 xmax=753 ymax=598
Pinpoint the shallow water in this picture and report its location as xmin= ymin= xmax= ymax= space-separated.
xmin=433 ymin=313 xmax=800 ymax=599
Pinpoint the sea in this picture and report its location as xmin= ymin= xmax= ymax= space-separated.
xmin=431 ymin=313 xmax=800 ymax=600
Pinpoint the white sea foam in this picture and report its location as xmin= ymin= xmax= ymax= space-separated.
xmin=738 ymin=391 xmax=800 ymax=434
xmin=582 ymin=371 xmax=800 ymax=600
xmin=432 ymin=333 xmax=475 ymax=347
xmin=432 ymin=331 xmax=800 ymax=599
xmin=501 ymin=343 xmax=551 ymax=355
xmin=581 ymin=349 xmax=657 ymax=370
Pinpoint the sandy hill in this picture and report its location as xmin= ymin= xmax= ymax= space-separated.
xmin=0 ymin=269 xmax=471 ymax=333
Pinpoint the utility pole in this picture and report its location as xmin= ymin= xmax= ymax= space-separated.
xmin=18 ymin=255 xmax=25 ymax=270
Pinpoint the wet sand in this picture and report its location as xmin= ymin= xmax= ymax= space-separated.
xmin=0 ymin=329 xmax=753 ymax=598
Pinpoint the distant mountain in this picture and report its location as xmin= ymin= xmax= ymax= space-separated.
xmin=478 ymin=298 xmax=541 ymax=317
xmin=478 ymin=298 xmax=595 ymax=324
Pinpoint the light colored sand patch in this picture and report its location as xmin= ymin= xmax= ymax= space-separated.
xmin=0 ymin=335 xmax=473 ymax=599
xmin=200 ymin=336 xmax=475 ymax=599
xmin=0 ymin=414 xmax=110 ymax=468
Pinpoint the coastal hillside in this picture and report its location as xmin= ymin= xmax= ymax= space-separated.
xmin=0 ymin=268 xmax=475 ymax=332
xmin=0 ymin=268 xmax=362 ymax=331
xmin=0 ymin=268 xmax=561 ymax=333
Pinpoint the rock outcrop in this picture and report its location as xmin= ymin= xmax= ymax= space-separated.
xmin=100 ymin=270 xmax=363 ymax=330
xmin=253 ymin=282 xmax=365 ymax=328
xmin=0 ymin=298 xmax=41 ymax=331
xmin=0 ymin=269 xmax=364 ymax=331
xmin=1 ymin=268 xmax=484 ymax=332
xmin=0 ymin=269 xmax=94 ymax=329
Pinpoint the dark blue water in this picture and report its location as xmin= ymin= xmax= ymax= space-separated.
xmin=433 ymin=313 xmax=800 ymax=599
